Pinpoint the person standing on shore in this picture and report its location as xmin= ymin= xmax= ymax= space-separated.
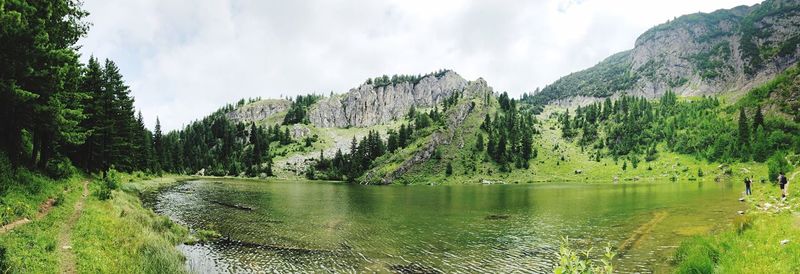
xmin=744 ymin=177 xmax=752 ymax=196
xmin=778 ymin=171 xmax=789 ymax=199
xmin=778 ymin=172 xmax=789 ymax=200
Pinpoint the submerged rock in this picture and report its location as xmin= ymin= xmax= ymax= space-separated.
xmin=210 ymin=200 xmax=255 ymax=211
xmin=388 ymin=263 xmax=443 ymax=274
xmin=485 ymin=214 xmax=511 ymax=220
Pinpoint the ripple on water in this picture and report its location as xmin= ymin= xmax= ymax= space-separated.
xmin=152 ymin=179 xmax=743 ymax=273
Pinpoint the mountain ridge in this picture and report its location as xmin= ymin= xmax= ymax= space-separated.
xmin=529 ymin=0 xmax=800 ymax=107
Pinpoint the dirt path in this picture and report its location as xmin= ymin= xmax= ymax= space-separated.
xmin=57 ymin=180 xmax=89 ymax=274
xmin=0 ymin=196 xmax=59 ymax=234
xmin=790 ymin=171 xmax=800 ymax=181
xmin=0 ymin=218 xmax=31 ymax=234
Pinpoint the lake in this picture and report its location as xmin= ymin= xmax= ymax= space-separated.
xmin=146 ymin=179 xmax=743 ymax=273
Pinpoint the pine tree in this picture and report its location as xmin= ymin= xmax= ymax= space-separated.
xmin=78 ymin=57 xmax=108 ymax=171
xmin=153 ymin=117 xmax=164 ymax=171
xmin=738 ymin=107 xmax=750 ymax=158
xmin=562 ymin=109 xmax=573 ymax=138
xmin=445 ymin=162 xmax=453 ymax=176
xmin=476 ymin=133 xmax=485 ymax=151
xmin=105 ymin=59 xmax=137 ymax=171
xmin=134 ymin=111 xmax=154 ymax=171
xmin=753 ymin=106 xmax=764 ymax=134
xmin=387 ymin=130 xmax=398 ymax=153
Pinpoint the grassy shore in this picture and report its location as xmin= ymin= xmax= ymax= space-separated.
xmin=0 ymin=167 xmax=193 ymax=273
xmin=672 ymin=183 xmax=800 ymax=273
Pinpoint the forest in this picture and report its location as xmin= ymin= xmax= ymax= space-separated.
xmin=0 ymin=0 xmax=296 ymax=181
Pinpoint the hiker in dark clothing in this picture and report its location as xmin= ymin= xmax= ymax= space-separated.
xmin=778 ymin=172 xmax=789 ymax=199
xmin=744 ymin=177 xmax=752 ymax=196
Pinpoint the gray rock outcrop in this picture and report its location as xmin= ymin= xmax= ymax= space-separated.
xmin=308 ymin=71 xmax=468 ymax=128
xmin=225 ymin=99 xmax=290 ymax=124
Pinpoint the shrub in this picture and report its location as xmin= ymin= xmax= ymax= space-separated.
xmin=0 ymin=206 xmax=14 ymax=225
xmin=95 ymin=186 xmax=112 ymax=201
xmin=12 ymin=201 xmax=29 ymax=217
xmin=104 ymin=169 xmax=121 ymax=190
xmin=95 ymin=170 xmax=120 ymax=201
xmin=554 ymin=237 xmax=615 ymax=274
xmin=53 ymin=192 xmax=65 ymax=207
xmin=767 ymin=152 xmax=791 ymax=183
xmin=44 ymin=156 xmax=76 ymax=180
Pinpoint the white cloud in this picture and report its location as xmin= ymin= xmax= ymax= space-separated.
xmin=78 ymin=0 xmax=761 ymax=131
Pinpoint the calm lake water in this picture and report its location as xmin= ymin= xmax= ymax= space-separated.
xmin=147 ymin=179 xmax=743 ymax=273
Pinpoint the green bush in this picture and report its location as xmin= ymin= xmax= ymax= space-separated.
xmin=44 ymin=156 xmax=77 ymax=180
xmin=53 ymin=192 xmax=65 ymax=207
xmin=0 ymin=206 xmax=14 ymax=225
xmin=95 ymin=186 xmax=112 ymax=201
xmin=95 ymin=169 xmax=121 ymax=201
xmin=554 ymin=237 xmax=615 ymax=274
xmin=767 ymin=152 xmax=791 ymax=183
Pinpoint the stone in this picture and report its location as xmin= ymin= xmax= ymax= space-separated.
xmin=290 ymin=124 xmax=311 ymax=139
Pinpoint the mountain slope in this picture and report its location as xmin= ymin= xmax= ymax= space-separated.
xmin=531 ymin=0 xmax=800 ymax=106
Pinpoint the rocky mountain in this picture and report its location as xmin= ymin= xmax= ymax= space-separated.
xmin=308 ymin=70 xmax=468 ymax=127
xmin=368 ymin=78 xmax=493 ymax=184
xmin=531 ymin=0 xmax=800 ymax=106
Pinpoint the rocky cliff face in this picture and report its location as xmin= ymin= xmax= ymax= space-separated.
xmin=225 ymin=99 xmax=290 ymax=124
xmin=308 ymin=71 xmax=468 ymax=128
xmin=533 ymin=0 xmax=800 ymax=106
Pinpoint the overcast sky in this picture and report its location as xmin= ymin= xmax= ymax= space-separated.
xmin=78 ymin=0 xmax=761 ymax=131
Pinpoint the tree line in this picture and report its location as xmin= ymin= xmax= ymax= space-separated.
xmin=364 ymin=69 xmax=452 ymax=88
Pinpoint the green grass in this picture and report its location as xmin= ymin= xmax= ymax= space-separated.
xmin=72 ymin=186 xmax=188 ymax=273
xmin=0 ymin=167 xmax=79 ymax=224
xmin=0 ymin=175 xmax=83 ymax=273
xmin=673 ymin=186 xmax=800 ymax=273
xmin=120 ymin=174 xmax=192 ymax=196
xmin=0 ymin=164 xmax=193 ymax=273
